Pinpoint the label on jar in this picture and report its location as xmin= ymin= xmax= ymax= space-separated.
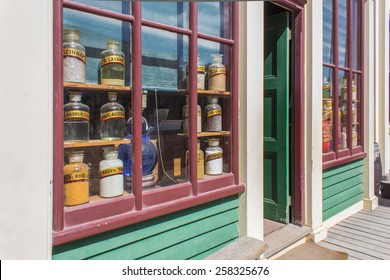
xmin=101 ymin=55 xmax=125 ymax=67
xmin=209 ymin=68 xmax=226 ymax=77
xmin=64 ymin=110 xmax=90 ymax=121
xmin=63 ymin=48 xmax=86 ymax=63
xmin=183 ymin=110 xmax=201 ymax=119
xmin=207 ymin=109 xmax=222 ymax=118
xmin=197 ymin=65 xmax=206 ymax=73
xmin=100 ymin=166 xmax=123 ymax=179
xmin=101 ymin=110 xmax=125 ymax=122
xmin=64 ymin=172 xmax=88 ymax=183
xmin=206 ymin=152 xmax=223 ymax=162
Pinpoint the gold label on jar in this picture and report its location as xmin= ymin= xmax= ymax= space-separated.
xmin=207 ymin=109 xmax=222 ymax=118
xmin=64 ymin=110 xmax=90 ymax=121
xmin=197 ymin=65 xmax=206 ymax=73
xmin=63 ymin=48 xmax=86 ymax=63
xmin=206 ymin=152 xmax=223 ymax=162
xmin=101 ymin=55 xmax=125 ymax=68
xmin=101 ymin=110 xmax=125 ymax=122
xmin=64 ymin=172 xmax=88 ymax=183
xmin=209 ymin=68 xmax=226 ymax=77
xmin=100 ymin=166 xmax=123 ymax=179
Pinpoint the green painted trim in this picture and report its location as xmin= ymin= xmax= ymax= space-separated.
xmin=323 ymin=175 xmax=363 ymax=198
xmin=323 ymin=193 xmax=362 ymax=221
xmin=323 ymin=160 xmax=363 ymax=179
xmin=323 ymin=183 xmax=363 ymax=211
xmin=323 ymin=167 xmax=363 ymax=188
xmin=53 ymin=196 xmax=239 ymax=260
xmin=188 ymin=239 xmax=236 ymax=260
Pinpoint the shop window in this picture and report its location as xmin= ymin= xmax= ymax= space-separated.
xmin=53 ymin=0 xmax=243 ymax=245
xmin=322 ymin=0 xmax=366 ymax=168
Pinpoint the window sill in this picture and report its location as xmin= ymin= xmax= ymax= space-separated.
xmin=322 ymin=151 xmax=367 ymax=170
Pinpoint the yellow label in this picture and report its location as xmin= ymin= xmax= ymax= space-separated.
xmin=101 ymin=55 xmax=125 ymax=67
xmin=63 ymin=48 xmax=86 ymax=63
xmin=64 ymin=110 xmax=89 ymax=121
xmin=207 ymin=108 xmax=222 ymax=118
xmin=206 ymin=152 xmax=223 ymax=162
xmin=100 ymin=166 xmax=123 ymax=179
xmin=197 ymin=65 xmax=206 ymax=73
xmin=101 ymin=110 xmax=125 ymax=122
xmin=209 ymin=68 xmax=226 ymax=77
xmin=173 ymin=158 xmax=181 ymax=177
xmin=64 ymin=172 xmax=88 ymax=183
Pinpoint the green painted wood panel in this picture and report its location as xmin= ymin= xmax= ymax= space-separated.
xmin=53 ymin=195 xmax=239 ymax=260
xmin=322 ymin=160 xmax=363 ymax=221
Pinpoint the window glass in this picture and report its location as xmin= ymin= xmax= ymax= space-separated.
xmin=352 ymin=73 xmax=361 ymax=147
xmin=339 ymin=70 xmax=349 ymax=151
xmin=338 ymin=0 xmax=348 ymax=67
xmin=72 ymin=0 xmax=130 ymax=15
xmin=142 ymin=2 xmax=189 ymax=29
xmin=323 ymin=67 xmax=334 ymax=153
xmin=198 ymin=2 xmax=231 ymax=39
xmin=323 ymin=0 xmax=334 ymax=64
xmin=352 ymin=0 xmax=361 ymax=70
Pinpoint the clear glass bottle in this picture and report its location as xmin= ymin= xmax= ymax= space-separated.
xmin=185 ymin=141 xmax=204 ymax=180
xmin=63 ymin=151 xmax=89 ymax=206
xmin=208 ymin=54 xmax=226 ymax=91
xmin=100 ymin=40 xmax=125 ymax=86
xmin=63 ymin=29 xmax=86 ymax=83
xmin=64 ymin=92 xmax=90 ymax=142
xmin=99 ymin=147 xmax=124 ymax=198
xmin=205 ymin=138 xmax=223 ymax=175
xmin=204 ymin=97 xmax=222 ymax=132
xmin=182 ymin=96 xmax=202 ymax=134
xmin=100 ymin=92 xmax=125 ymax=140
xmin=186 ymin=56 xmax=206 ymax=90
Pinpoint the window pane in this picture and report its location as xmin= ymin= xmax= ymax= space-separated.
xmin=352 ymin=73 xmax=361 ymax=147
xmin=338 ymin=0 xmax=348 ymax=67
xmin=323 ymin=0 xmax=334 ymax=64
xmin=352 ymin=0 xmax=362 ymax=70
xmin=323 ymin=67 xmax=334 ymax=153
xmin=72 ymin=0 xmax=130 ymax=15
xmin=339 ymin=70 xmax=349 ymax=151
xmin=142 ymin=2 xmax=189 ymax=29
xmin=198 ymin=2 xmax=231 ymax=39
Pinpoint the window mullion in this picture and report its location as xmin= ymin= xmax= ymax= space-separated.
xmin=347 ymin=0 xmax=353 ymax=153
xmin=333 ymin=0 xmax=340 ymax=157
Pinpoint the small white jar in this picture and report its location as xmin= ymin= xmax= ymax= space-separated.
xmin=99 ymin=147 xmax=124 ymax=197
xmin=205 ymin=138 xmax=223 ymax=175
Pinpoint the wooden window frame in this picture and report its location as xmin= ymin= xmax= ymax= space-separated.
xmin=322 ymin=0 xmax=366 ymax=169
xmin=53 ymin=0 xmax=243 ymax=246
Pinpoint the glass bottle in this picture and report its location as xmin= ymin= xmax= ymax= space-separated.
xmin=100 ymin=92 xmax=125 ymax=140
xmin=64 ymin=92 xmax=90 ymax=142
xmin=208 ymin=54 xmax=226 ymax=91
xmin=204 ymin=97 xmax=222 ymax=132
xmin=205 ymin=138 xmax=223 ymax=175
xmin=185 ymin=141 xmax=204 ymax=180
xmin=182 ymin=96 xmax=202 ymax=134
xmin=99 ymin=40 xmax=125 ymax=86
xmin=63 ymin=151 xmax=89 ymax=206
xmin=186 ymin=56 xmax=206 ymax=90
xmin=63 ymin=29 xmax=86 ymax=83
xmin=99 ymin=147 xmax=124 ymax=198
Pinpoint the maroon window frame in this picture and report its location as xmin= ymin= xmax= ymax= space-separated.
xmin=322 ymin=0 xmax=366 ymax=169
xmin=53 ymin=1 xmax=243 ymax=246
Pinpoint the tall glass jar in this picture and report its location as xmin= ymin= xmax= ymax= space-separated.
xmin=100 ymin=92 xmax=125 ymax=140
xmin=99 ymin=147 xmax=124 ymax=198
xmin=185 ymin=141 xmax=204 ymax=180
xmin=204 ymin=97 xmax=222 ymax=132
xmin=99 ymin=40 xmax=125 ymax=86
xmin=64 ymin=92 xmax=90 ymax=142
xmin=186 ymin=56 xmax=205 ymax=90
xmin=64 ymin=151 xmax=89 ymax=206
xmin=182 ymin=96 xmax=202 ymax=134
xmin=208 ymin=54 xmax=226 ymax=91
xmin=205 ymin=138 xmax=223 ymax=175
xmin=63 ymin=29 xmax=86 ymax=83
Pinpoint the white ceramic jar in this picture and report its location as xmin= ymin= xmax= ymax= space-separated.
xmin=99 ymin=147 xmax=124 ymax=197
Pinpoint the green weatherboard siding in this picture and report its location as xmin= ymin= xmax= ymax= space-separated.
xmin=322 ymin=160 xmax=363 ymax=221
xmin=52 ymin=196 xmax=239 ymax=260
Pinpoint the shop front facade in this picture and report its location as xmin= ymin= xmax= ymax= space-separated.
xmin=1 ymin=0 xmax=389 ymax=260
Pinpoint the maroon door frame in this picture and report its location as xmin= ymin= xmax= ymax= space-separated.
xmin=272 ymin=0 xmax=306 ymax=226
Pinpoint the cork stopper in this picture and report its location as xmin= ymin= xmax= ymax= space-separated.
xmin=103 ymin=147 xmax=118 ymax=159
xmin=108 ymin=92 xmax=118 ymax=102
xmin=69 ymin=92 xmax=82 ymax=102
xmin=67 ymin=150 xmax=84 ymax=163
xmin=63 ymin=29 xmax=81 ymax=43
xmin=107 ymin=40 xmax=119 ymax=50
xmin=208 ymin=138 xmax=220 ymax=147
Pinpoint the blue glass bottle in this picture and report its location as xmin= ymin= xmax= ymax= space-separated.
xmin=118 ymin=116 xmax=158 ymax=179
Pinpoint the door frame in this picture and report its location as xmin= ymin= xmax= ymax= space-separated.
xmin=272 ymin=0 xmax=306 ymax=226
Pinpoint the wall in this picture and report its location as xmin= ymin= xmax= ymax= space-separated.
xmin=0 ymin=0 xmax=53 ymax=259
xmin=322 ymin=160 xmax=364 ymax=221
xmin=52 ymin=196 xmax=239 ymax=260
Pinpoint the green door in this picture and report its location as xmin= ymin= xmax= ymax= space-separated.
xmin=263 ymin=12 xmax=290 ymax=223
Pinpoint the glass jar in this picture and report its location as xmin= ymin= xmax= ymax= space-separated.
xmin=64 ymin=151 xmax=89 ymax=206
xmin=99 ymin=40 xmax=125 ymax=86
xmin=63 ymin=29 xmax=86 ymax=83
xmin=187 ymin=56 xmax=205 ymax=90
xmin=185 ymin=141 xmax=204 ymax=179
xmin=205 ymin=138 xmax=223 ymax=175
xmin=182 ymin=96 xmax=202 ymax=134
xmin=204 ymin=97 xmax=222 ymax=132
xmin=100 ymin=92 xmax=125 ymax=140
xmin=208 ymin=54 xmax=226 ymax=91
xmin=99 ymin=147 xmax=124 ymax=198
xmin=64 ymin=92 xmax=90 ymax=142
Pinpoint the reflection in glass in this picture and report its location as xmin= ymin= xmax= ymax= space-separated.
xmin=352 ymin=0 xmax=361 ymax=70
xmin=339 ymin=71 xmax=348 ymax=150
xmin=142 ymin=2 xmax=189 ymax=29
xmin=323 ymin=67 xmax=334 ymax=153
xmin=352 ymin=73 xmax=361 ymax=147
xmin=323 ymin=0 xmax=333 ymax=64
xmin=198 ymin=2 xmax=231 ymax=39
xmin=338 ymin=0 xmax=348 ymax=67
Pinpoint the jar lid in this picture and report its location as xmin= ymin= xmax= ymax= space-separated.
xmin=69 ymin=92 xmax=82 ymax=102
xmin=108 ymin=92 xmax=118 ymax=101
xmin=103 ymin=147 xmax=118 ymax=158
xmin=67 ymin=150 xmax=84 ymax=162
xmin=107 ymin=40 xmax=119 ymax=49
xmin=208 ymin=138 xmax=220 ymax=146
xmin=63 ymin=29 xmax=81 ymax=42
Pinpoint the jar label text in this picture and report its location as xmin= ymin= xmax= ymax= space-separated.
xmin=100 ymin=166 xmax=123 ymax=179
xmin=101 ymin=110 xmax=125 ymax=122
xmin=209 ymin=68 xmax=226 ymax=77
xmin=64 ymin=110 xmax=90 ymax=121
xmin=101 ymin=55 xmax=125 ymax=67
xmin=63 ymin=48 xmax=86 ymax=63
xmin=206 ymin=152 xmax=223 ymax=162
xmin=207 ymin=108 xmax=222 ymax=118
xmin=64 ymin=172 xmax=88 ymax=183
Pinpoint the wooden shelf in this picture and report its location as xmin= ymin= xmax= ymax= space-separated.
xmin=177 ymin=131 xmax=231 ymax=137
xmin=178 ymin=89 xmax=231 ymax=96
xmin=64 ymin=139 xmax=130 ymax=149
xmin=64 ymin=82 xmax=131 ymax=93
